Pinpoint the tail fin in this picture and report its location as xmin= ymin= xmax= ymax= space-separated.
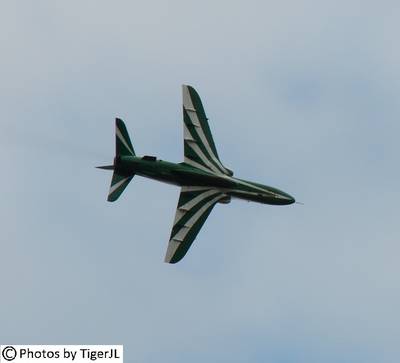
xmin=116 ymin=118 xmax=135 ymax=156
xmin=98 ymin=118 xmax=136 ymax=202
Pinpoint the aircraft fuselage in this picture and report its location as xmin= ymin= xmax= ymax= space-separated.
xmin=114 ymin=155 xmax=295 ymax=205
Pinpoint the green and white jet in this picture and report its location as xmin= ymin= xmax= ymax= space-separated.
xmin=98 ymin=85 xmax=295 ymax=263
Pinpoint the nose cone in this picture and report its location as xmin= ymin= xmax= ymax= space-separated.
xmin=277 ymin=191 xmax=295 ymax=205
xmin=287 ymin=195 xmax=295 ymax=204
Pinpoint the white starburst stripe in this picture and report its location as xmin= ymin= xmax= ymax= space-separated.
xmin=187 ymin=140 xmax=223 ymax=175
xmin=116 ymin=126 xmax=134 ymax=155
xmin=164 ymin=239 xmax=181 ymax=262
xmin=184 ymin=123 xmax=225 ymax=174
xmin=109 ymin=177 xmax=130 ymax=196
xmin=184 ymin=122 xmax=195 ymax=141
xmin=182 ymin=85 xmax=200 ymax=126
xmin=173 ymin=189 xmax=220 ymax=225
xmin=182 ymin=186 xmax=211 ymax=192
xmin=180 ymin=189 xmax=220 ymax=212
xmin=233 ymin=180 xmax=290 ymax=199
xmin=234 ymin=178 xmax=272 ymax=193
xmin=184 ymin=157 xmax=216 ymax=174
xmin=184 ymin=125 xmax=223 ymax=174
xmin=170 ymin=194 xmax=224 ymax=243
xmin=185 ymin=109 xmax=230 ymax=173
xmin=232 ymin=189 xmax=291 ymax=201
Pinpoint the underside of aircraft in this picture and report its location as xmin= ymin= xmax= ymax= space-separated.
xmin=98 ymin=85 xmax=295 ymax=263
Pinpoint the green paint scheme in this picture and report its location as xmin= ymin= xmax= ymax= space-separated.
xmin=111 ymin=155 xmax=294 ymax=205
xmin=98 ymin=85 xmax=294 ymax=263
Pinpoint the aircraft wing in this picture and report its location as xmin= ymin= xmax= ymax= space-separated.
xmin=165 ymin=186 xmax=226 ymax=263
xmin=182 ymin=85 xmax=232 ymax=176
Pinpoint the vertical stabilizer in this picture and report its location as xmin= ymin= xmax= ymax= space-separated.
xmin=116 ymin=118 xmax=135 ymax=156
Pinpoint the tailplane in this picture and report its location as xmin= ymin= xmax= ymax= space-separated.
xmin=107 ymin=172 xmax=134 ymax=202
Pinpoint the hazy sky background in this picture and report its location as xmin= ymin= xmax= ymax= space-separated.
xmin=1 ymin=1 xmax=400 ymax=362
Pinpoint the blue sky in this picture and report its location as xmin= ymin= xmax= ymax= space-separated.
xmin=1 ymin=1 xmax=400 ymax=362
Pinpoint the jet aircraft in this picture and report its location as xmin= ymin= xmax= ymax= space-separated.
xmin=98 ymin=85 xmax=295 ymax=263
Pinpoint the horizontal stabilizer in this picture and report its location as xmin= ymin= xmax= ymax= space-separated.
xmin=107 ymin=172 xmax=134 ymax=202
